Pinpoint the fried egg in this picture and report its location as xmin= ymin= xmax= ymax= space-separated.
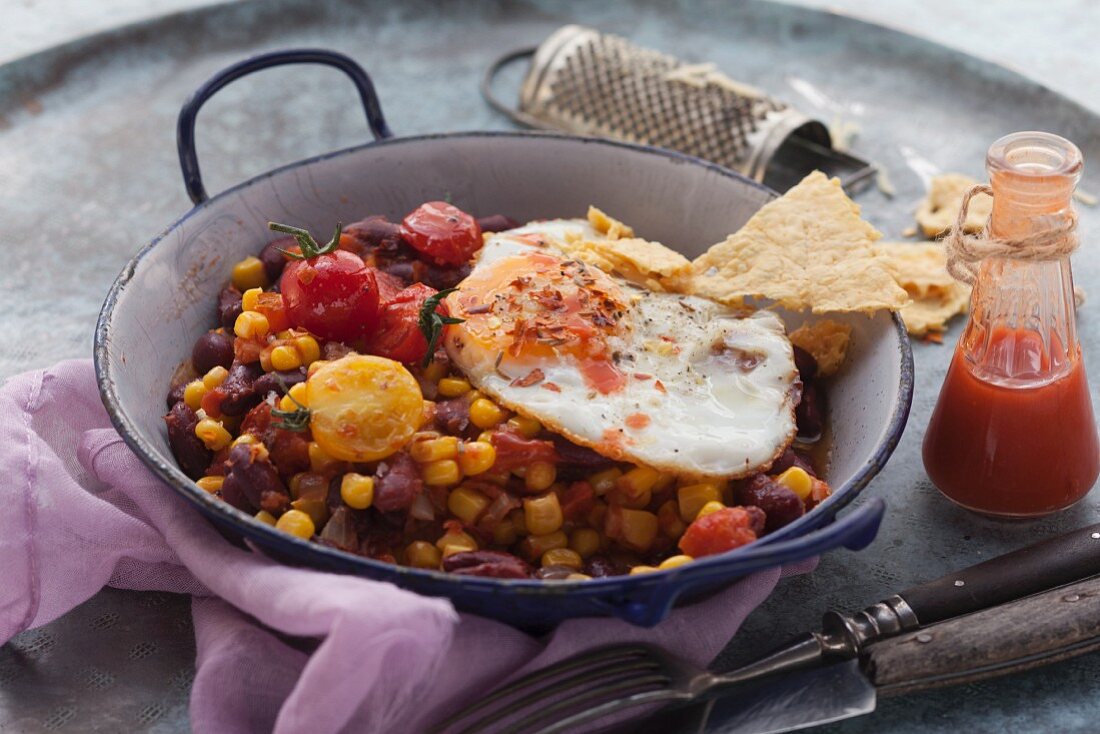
xmin=444 ymin=220 xmax=799 ymax=478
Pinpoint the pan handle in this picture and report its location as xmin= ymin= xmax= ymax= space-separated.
xmin=606 ymin=498 xmax=885 ymax=627
xmin=176 ymin=48 xmax=392 ymax=205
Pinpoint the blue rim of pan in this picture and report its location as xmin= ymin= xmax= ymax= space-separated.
xmin=94 ymin=129 xmax=914 ymax=604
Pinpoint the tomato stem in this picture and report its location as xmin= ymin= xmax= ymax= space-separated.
xmin=268 ymin=221 xmax=343 ymax=260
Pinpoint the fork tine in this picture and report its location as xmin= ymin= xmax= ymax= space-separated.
xmin=454 ymin=658 xmax=662 ymax=734
xmin=430 ymin=645 xmax=652 ymax=733
xmin=500 ymin=675 xmax=673 ymax=734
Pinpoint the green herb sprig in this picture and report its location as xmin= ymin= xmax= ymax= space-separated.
xmin=268 ymin=221 xmax=343 ymax=260
xmin=419 ymin=288 xmax=465 ymax=368
xmin=271 ymin=376 xmax=311 ymax=432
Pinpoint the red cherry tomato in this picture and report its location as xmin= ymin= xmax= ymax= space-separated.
xmin=399 ymin=201 xmax=483 ymax=267
xmin=280 ymin=250 xmax=380 ymax=342
xmin=365 ymin=283 xmax=439 ymax=364
xmin=677 ymin=507 xmax=759 ymax=558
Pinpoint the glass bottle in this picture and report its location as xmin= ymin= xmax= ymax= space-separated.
xmin=922 ymin=131 xmax=1099 ymax=517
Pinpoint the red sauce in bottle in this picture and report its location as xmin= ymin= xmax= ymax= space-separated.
xmin=922 ymin=332 xmax=1099 ymax=516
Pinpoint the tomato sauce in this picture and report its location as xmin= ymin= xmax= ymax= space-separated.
xmin=922 ymin=332 xmax=1099 ymax=517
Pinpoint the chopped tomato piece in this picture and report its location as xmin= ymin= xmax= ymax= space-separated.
xmin=489 ymin=430 xmax=558 ymax=472
xmin=560 ymin=481 xmax=596 ymax=521
xmin=365 ymin=283 xmax=444 ymax=364
xmin=678 ymin=507 xmax=759 ymax=558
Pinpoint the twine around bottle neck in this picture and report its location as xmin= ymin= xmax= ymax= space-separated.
xmin=943 ymin=183 xmax=1081 ymax=286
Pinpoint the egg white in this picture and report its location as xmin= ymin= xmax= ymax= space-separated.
xmin=445 ymin=221 xmax=799 ymax=478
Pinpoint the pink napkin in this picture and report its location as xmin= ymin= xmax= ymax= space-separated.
xmin=0 ymin=360 xmax=814 ymax=733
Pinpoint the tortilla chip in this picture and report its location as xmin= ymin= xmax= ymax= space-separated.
xmin=789 ymin=320 xmax=852 ymax=376
xmin=916 ymin=173 xmax=992 ymax=238
xmin=558 ymin=236 xmax=693 ymax=292
xmin=690 ymin=171 xmax=909 ymax=314
xmin=588 ymin=206 xmax=635 ymax=240
xmin=874 ymin=241 xmax=971 ymax=335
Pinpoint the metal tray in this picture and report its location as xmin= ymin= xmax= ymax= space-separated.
xmin=2 ymin=0 xmax=1099 ymax=731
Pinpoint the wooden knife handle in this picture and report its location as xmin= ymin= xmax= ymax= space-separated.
xmin=897 ymin=522 xmax=1100 ymax=626
xmin=864 ymin=575 xmax=1100 ymax=695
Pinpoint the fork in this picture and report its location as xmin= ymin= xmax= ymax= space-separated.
xmin=429 ymin=642 xmax=810 ymax=734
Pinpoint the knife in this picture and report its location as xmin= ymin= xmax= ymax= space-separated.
xmin=706 ymin=572 xmax=1100 ymax=733
xmin=703 ymin=522 xmax=1100 ymax=690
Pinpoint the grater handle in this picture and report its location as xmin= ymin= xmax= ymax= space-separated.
xmin=481 ymin=47 xmax=551 ymax=130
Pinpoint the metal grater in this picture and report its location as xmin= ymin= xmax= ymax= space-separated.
xmin=483 ymin=25 xmax=875 ymax=193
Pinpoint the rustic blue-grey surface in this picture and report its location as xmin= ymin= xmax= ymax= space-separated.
xmin=2 ymin=0 xmax=1099 ymax=732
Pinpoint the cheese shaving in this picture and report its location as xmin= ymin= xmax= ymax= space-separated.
xmin=557 ymin=236 xmax=692 ymax=292
xmin=690 ymin=171 xmax=909 ymax=314
xmin=873 ymin=242 xmax=971 ymax=335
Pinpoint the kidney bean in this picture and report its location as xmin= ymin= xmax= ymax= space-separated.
xmin=322 ymin=341 xmax=353 ymax=361
xmin=585 ymin=556 xmax=626 ymax=578
xmin=796 ymin=383 xmax=825 ymax=441
xmin=222 ymin=443 xmax=290 ymax=514
xmin=769 ymin=447 xmax=818 ymax=478
xmin=792 ymin=345 xmax=818 ymax=384
xmin=346 ymin=215 xmax=403 ymax=249
xmin=476 ymin=214 xmax=519 ymax=233
xmin=421 ymin=262 xmax=472 ymax=291
xmin=552 ymin=435 xmax=615 ymax=472
xmin=166 ymin=381 xmax=187 ymax=410
xmin=216 ymin=363 xmax=264 ymax=416
xmin=165 ymin=402 xmax=213 ymax=479
xmin=260 ymin=237 xmax=293 ymax=281
xmin=444 ymin=550 xmax=533 ymax=579
xmin=737 ymin=474 xmax=804 ymax=533
xmin=745 ymin=505 xmax=767 ymax=536
xmin=253 ymin=367 xmax=307 ymax=398
xmin=192 ymin=331 xmax=234 ymax=374
xmin=373 ymin=453 xmax=423 ymax=512
xmin=377 ymin=259 xmax=416 ymax=284
xmin=317 ymin=507 xmax=359 ymax=552
xmin=218 ymin=286 xmax=243 ymax=330
xmin=433 ymin=397 xmax=471 ymax=435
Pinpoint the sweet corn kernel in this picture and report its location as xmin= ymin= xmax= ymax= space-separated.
xmin=437 ymin=377 xmax=472 ymax=397
xmin=278 ymin=382 xmax=309 ymax=412
xmin=776 ymin=466 xmax=814 ymax=501
xmin=254 ymin=510 xmax=277 ymax=526
xmin=340 ymin=473 xmax=375 ymax=510
xmin=234 ymin=310 xmax=270 ymax=339
xmin=423 ymin=459 xmax=462 ymax=486
xmin=521 ymin=530 xmax=568 ymax=560
xmin=202 ymin=366 xmax=229 ymax=390
xmin=696 ymin=501 xmax=726 ymax=518
xmin=493 ymin=519 xmax=518 ymax=546
xmin=307 ymin=359 xmax=330 ymax=377
xmin=678 ymin=482 xmax=723 ymax=523
xmin=259 ymin=349 xmax=274 ymax=373
xmin=231 ymin=256 xmax=269 ymax=291
xmin=457 ymin=441 xmax=496 ymax=476
xmin=477 ymin=430 xmax=496 ymax=444
xmin=447 ymin=486 xmax=490 ymax=524
xmin=231 ymin=433 xmax=258 ymax=448
xmin=541 ymin=548 xmax=583 ymax=570
xmin=241 ymin=287 xmax=263 ymax=312
xmin=410 ymin=435 xmax=460 ymax=463
xmin=629 ymin=565 xmax=658 ymax=575
xmin=406 ymin=540 xmax=442 ymax=569
xmin=420 ymin=400 xmax=436 ymax=428
xmin=295 ymin=335 xmax=321 ymax=365
xmin=194 ymin=418 xmax=232 ymax=451
xmin=275 ymin=329 xmax=295 ymax=340
xmin=469 ymin=398 xmax=506 ymax=429
xmin=566 ymin=573 xmax=592 ymax=581
xmin=588 ymin=468 xmax=623 ymax=495
xmin=618 ymin=508 xmax=659 ymax=552
xmin=525 ymin=461 xmax=557 ymax=492
xmin=524 ymin=493 xmax=564 ymax=536
xmin=569 ymin=528 xmax=601 ymax=559
xmin=308 ymin=442 xmax=339 ymax=473
xmin=276 ymin=509 xmax=315 ymax=539
xmin=506 ymin=414 xmax=542 ymax=439
xmin=291 ymin=497 xmax=329 ymax=528
xmin=183 ymin=380 xmax=207 ymax=410
xmin=270 ymin=345 xmax=302 ymax=371
xmin=196 ymin=476 xmax=224 ymax=493
xmin=657 ymin=500 xmax=686 ymax=539
xmin=436 ymin=529 xmax=478 ymax=557
xmin=608 ymin=485 xmax=651 ymax=510
xmin=658 ymin=554 xmax=694 ymax=570
xmin=618 ymin=466 xmax=662 ymax=499
xmin=422 ymin=361 xmax=448 ymax=383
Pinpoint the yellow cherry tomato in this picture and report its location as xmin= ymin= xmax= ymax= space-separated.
xmin=306 ymin=354 xmax=423 ymax=462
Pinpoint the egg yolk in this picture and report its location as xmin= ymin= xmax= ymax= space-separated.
xmin=448 ymin=251 xmax=629 ymax=393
